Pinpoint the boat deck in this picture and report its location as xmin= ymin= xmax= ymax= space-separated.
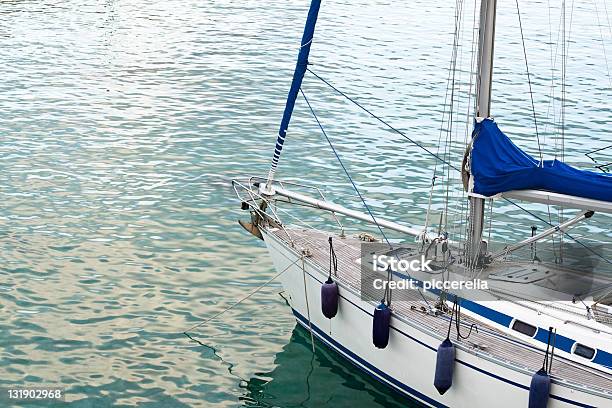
xmin=271 ymin=226 xmax=612 ymax=396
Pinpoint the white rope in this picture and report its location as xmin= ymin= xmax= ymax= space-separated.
xmin=183 ymin=257 xmax=300 ymax=334
xmin=301 ymin=255 xmax=316 ymax=353
xmin=299 ymin=38 xmax=313 ymax=49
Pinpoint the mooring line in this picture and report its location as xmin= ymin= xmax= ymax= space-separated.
xmin=300 ymin=255 xmax=316 ymax=353
xmin=183 ymin=333 xmax=247 ymax=383
xmin=183 ymin=257 xmax=300 ymax=336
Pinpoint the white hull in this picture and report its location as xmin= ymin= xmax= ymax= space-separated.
xmin=263 ymin=230 xmax=608 ymax=408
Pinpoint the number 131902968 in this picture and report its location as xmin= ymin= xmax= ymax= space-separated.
xmin=4 ymin=387 xmax=64 ymax=401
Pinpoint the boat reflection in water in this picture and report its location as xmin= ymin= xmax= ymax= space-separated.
xmin=240 ymin=325 xmax=421 ymax=408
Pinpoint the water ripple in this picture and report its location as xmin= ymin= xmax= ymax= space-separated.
xmin=0 ymin=1 xmax=609 ymax=407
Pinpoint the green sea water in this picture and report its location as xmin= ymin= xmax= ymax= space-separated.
xmin=0 ymin=1 xmax=610 ymax=407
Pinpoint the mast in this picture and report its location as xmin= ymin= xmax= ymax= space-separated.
xmin=475 ymin=0 xmax=496 ymax=120
xmin=264 ymin=0 xmax=322 ymax=192
xmin=467 ymin=0 xmax=497 ymax=266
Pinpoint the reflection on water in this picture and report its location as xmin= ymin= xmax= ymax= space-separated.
xmin=0 ymin=0 xmax=609 ymax=407
xmin=241 ymin=325 xmax=421 ymax=408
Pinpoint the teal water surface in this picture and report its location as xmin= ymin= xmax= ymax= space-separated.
xmin=0 ymin=0 xmax=610 ymax=407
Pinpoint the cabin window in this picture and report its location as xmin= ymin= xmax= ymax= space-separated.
xmin=573 ymin=344 xmax=595 ymax=360
xmin=511 ymin=320 xmax=537 ymax=337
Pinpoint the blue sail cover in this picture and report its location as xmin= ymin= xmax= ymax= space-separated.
xmin=471 ymin=119 xmax=612 ymax=202
xmin=269 ymin=0 xmax=321 ymax=176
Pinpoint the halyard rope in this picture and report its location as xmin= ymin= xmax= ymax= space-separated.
xmin=515 ymin=0 xmax=544 ymax=163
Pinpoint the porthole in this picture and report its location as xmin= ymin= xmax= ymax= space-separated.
xmin=511 ymin=320 xmax=537 ymax=337
xmin=573 ymin=344 xmax=596 ymax=360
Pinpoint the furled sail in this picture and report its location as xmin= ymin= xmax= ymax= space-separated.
xmin=266 ymin=0 xmax=321 ymax=184
xmin=469 ymin=119 xmax=612 ymax=203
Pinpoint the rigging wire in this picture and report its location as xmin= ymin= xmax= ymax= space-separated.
xmin=514 ymin=0 xmax=543 ymax=163
xmin=300 ymin=88 xmax=435 ymax=308
xmin=515 ymin=0 xmax=563 ymax=261
xmin=559 ymin=0 xmax=569 ymax=261
xmin=423 ymin=0 xmax=466 ymax=242
xmin=543 ymin=0 xmax=576 ymax=259
xmin=545 ymin=0 xmax=554 ymax=148
xmin=592 ymin=0 xmax=612 ymax=89
xmin=306 ymin=68 xmax=459 ymax=172
xmin=558 ymin=0 xmax=576 ymax=164
xmin=448 ymin=0 xmax=476 ymax=247
xmin=545 ymin=0 xmax=559 ymax=258
xmin=298 ymin=88 xmax=392 ymax=248
xmin=443 ymin=0 xmax=466 ymax=230
xmin=452 ymin=0 xmax=480 ymax=249
xmin=543 ymin=0 xmax=566 ymax=146
xmin=303 ymin=70 xmax=611 ymax=266
xmin=542 ymin=0 xmax=575 ymax=155
xmin=603 ymin=0 xmax=612 ymax=46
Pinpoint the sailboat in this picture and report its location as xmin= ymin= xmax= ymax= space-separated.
xmin=233 ymin=0 xmax=612 ymax=407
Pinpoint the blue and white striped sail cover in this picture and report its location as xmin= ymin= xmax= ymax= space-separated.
xmin=471 ymin=119 xmax=612 ymax=202
xmin=269 ymin=0 xmax=321 ymax=175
